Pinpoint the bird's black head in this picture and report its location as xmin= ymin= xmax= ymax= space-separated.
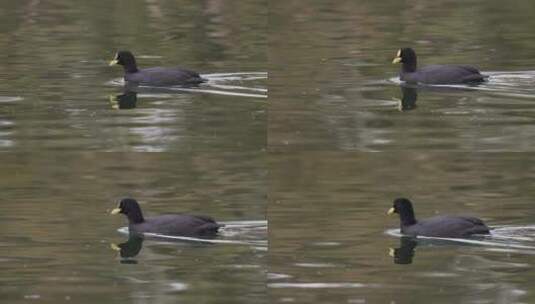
xmin=392 ymin=48 xmax=417 ymax=72
xmin=111 ymin=198 xmax=144 ymax=224
xmin=109 ymin=51 xmax=138 ymax=73
xmin=387 ymin=197 xmax=417 ymax=226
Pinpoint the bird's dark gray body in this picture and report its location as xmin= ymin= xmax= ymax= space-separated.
xmin=125 ymin=67 xmax=206 ymax=86
xmin=388 ymin=198 xmax=490 ymax=238
xmin=400 ymin=64 xmax=487 ymax=84
xmin=129 ymin=214 xmax=222 ymax=236
xmin=110 ymin=50 xmax=206 ymax=86
xmin=400 ymin=215 xmax=490 ymax=238
xmin=111 ymin=198 xmax=222 ymax=238
xmin=393 ymin=48 xmax=487 ymax=85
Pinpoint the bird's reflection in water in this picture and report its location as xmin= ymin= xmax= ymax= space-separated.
xmin=109 ymin=90 xmax=138 ymax=110
xmin=389 ymin=237 xmax=418 ymax=265
xmin=398 ymin=85 xmax=418 ymax=111
xmin=110 ymin=234 xmax=144 ymax=264
xmin=396 ymin=83 xmax=487 ymax=111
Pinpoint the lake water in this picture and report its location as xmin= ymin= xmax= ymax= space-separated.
xmin=270 ymin=153 xmax=535 ymax=304
xmin=0 ymin=1 xmax=267 ymax=152
xmin=270 ymin=0 xmax=535 ymax=151
xmin=5 ymin=0 xmax=535 ymax=303
xmin=0 ymin=1 xmax=267 ymax=303
xmin=269 ymin=2 xmax=535 ymax=302
xmin=0 ymin=153 xmax=266 ymax=304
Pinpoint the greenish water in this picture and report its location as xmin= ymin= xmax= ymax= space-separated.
xmin=0 ymin=2 xmax=267 ymax=303
xmin=268 ymin=1 xmax=535 ymax=303
xmin=0 ymin=153 xmax=266 ymax=304
xmin=6 ymin=0 xmax=535 ymax=303
xmin=270 ymin=153 xmax=535 ymax=304
xmin=0 ymin=0 xmax=267 ymax=151
xmin=270 ymin=0 xmax=535 ymax=151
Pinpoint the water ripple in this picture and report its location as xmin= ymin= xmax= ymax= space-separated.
xmin=117 ymin=219 xmax=267 ymax=248
xmin=386 ymin=225 xmax=535 ymax=253
xmin=107 ymin=72 xmax=268 ymax=99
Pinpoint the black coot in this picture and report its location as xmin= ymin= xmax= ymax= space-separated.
xmin=111 ymin=198 xmax=223 ymax=237
xmin=392 ymin=48 xmax=487 ymax=84
xmin=387 ymin=198 xmax=490 ymax=238
xmin=109 ymin=50 xmax=206 ymax=86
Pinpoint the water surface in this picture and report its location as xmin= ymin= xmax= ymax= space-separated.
xmin=270 ymin=153 xmax=535 ymax=304
xmin=0 ymin=152 xmax=266 ymax=303
xmin=270 ymin=0 xmax=535 ymax=151
xmin=0 ymin=1 xmax=267 ymax=151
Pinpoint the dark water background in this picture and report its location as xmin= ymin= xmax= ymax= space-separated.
xmin=0 ymin=153 xmax=266 ymax=304
xmin=6 ymin=0 xmax=535 ymax=303
xmin=0 ymin=1 xmax=267 ymax=303
xmin=270 ymin=153 xmax=535 ymax=304
xmin=270 ymin=0 xmax=535 ymax=151
xmin=0 ymin=0 xmax=267 ymax=151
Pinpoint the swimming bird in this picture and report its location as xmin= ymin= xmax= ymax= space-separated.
xmin=109 ymin=50 xmax=206 ymax=86
xmin=111 ymin=198 xmax=223 ymax=237
xmin=387 ymin=198 xmax=490 ymax=238
xmin=392 ymin=48 xmax=487 ymax=84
